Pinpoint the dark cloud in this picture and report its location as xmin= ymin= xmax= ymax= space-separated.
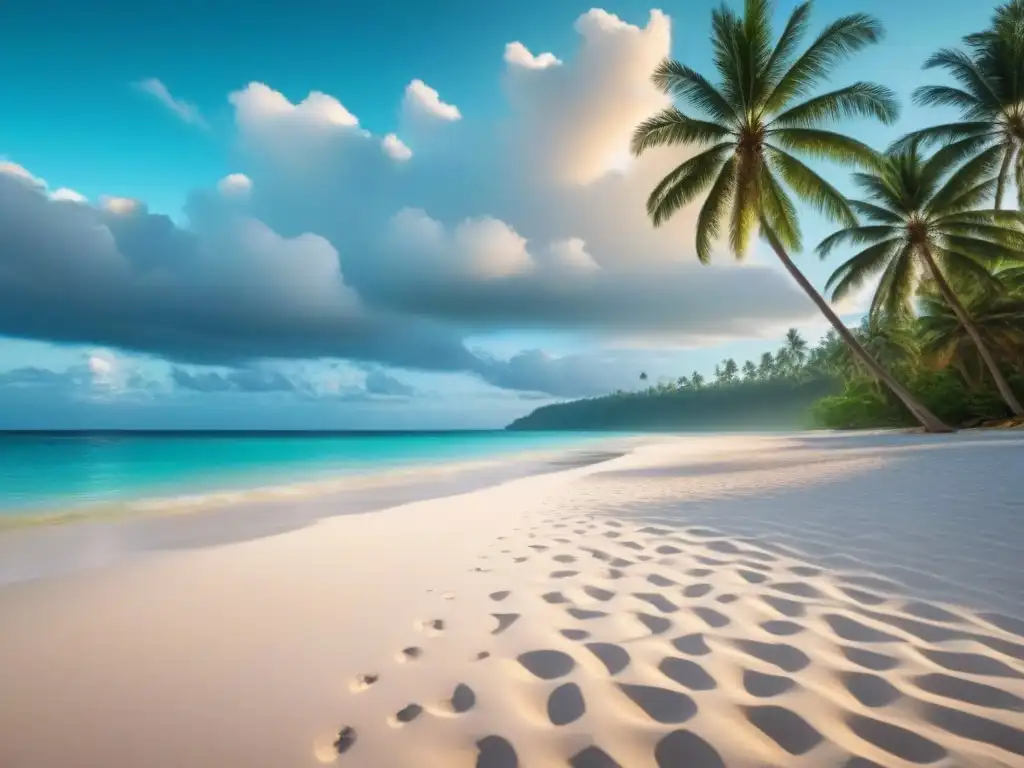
xmin=364 ymin=370 xmax=416 ymax=397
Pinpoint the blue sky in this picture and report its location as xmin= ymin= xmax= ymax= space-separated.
xmin=0 ymin=0 xmax=997 ymax=428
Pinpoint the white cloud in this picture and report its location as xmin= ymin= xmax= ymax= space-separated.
xmin=381 ymin=133 xmax=412 ymax=161
xmin=403 ymin=79 xmax=461 ymax=121
xmin=217 ymin=173 xmax=253 ymax=197
xmin=504 ymin=42 xmax=562 ymax=69
xmin=135 ymin=78 xmax=208 ymax=128
xmin=50 ymin=188 xmax=87 ymax=203
xmin=230 ymin=82 xmax=361 ymax=130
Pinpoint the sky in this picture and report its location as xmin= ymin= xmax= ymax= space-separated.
xmin=0 ymin=0 xmax=997 ymax=429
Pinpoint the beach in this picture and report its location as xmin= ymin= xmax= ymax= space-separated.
xmin=0 ymin=431 xmax=1022 ymax=768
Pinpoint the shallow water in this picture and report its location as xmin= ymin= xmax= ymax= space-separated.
xmin=0 ymin=430 xmax=626 ymax=515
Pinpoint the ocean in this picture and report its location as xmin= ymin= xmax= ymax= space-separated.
xmin=0 ymin=430 xmax=619 ymax=517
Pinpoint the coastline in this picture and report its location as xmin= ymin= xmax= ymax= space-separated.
xmin=1 ymin=430 xmax=1022 ymax=768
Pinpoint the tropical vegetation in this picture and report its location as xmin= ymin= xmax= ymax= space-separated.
xmin=629 ymin=0 xmax=1024 ymax=433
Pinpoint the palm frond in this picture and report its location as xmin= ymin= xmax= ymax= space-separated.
xmin=760 ymin=2 xmax=812 ymax=98
xmin=922 ymin=48 xmax=1002 ymax=109
xmin=646 ymin=143 xmax=734 ymax=227
xmin=770 ymin=82 xmax=898 ymax=127
xmin=729 ymin=155 xmax=760 ymax=256
xmin=767 ymin=146 xmax=857 ymax=226
xmin=872 ymin=241 xmax=916 ymax=317
xmin=710 ymin=5 xmax=748 ymax=115
xmin=695 ymin=157 xmax=737 ymax=263
xmin=848 ymin=198 xmax=904 ymax=224
xmin=763 ymin=13 xmax=885 ymax=112
xmin=911 ymin=85 xmax=990 ymax=118
xmin=816 ymin=224 xmax=900 ymax=258
xmin=631 ymin=107 xmax=733 ymax=156
xmin=769 ymin=127 xmax=880 ymax=167
xmin=758 ymin=162 xmax=802 ymax=251
xmin=942 ymin=233 xmax=1024 ymax=264
xmin=650 ymin=60 xmax=739 ymax=124
xmin=889 ymin=122 xmax=995 ymax=151
xmin=937 ymin=178 xmax=1000 ymax=214
xmin=825 ymin=237 xmax=902 ymax=300
xmin=926 ymin=144 xmax=1004 ymax=212
xmin=744 ymin=0 xmax=776 ymax=108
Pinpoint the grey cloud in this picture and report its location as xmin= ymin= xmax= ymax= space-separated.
xmin=365 ymin=370 xmax=416 ymax=397
xmin=171 ymin=367 xmax=299 ymax=394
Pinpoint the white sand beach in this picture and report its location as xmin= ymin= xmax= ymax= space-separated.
xmin=0 ymin=431 xmax=1022 ymax=768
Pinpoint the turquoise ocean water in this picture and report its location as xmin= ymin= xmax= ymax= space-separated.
xmin=0 ymin=431 xmax=618 ymax=516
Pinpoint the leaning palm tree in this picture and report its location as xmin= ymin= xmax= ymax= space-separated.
xmin=631 ymin=0 xmax=952 ymax=431
xmin=894 ymin=0 xmax=1024 ymax=208
xmin=819 ymin=144 xmax=1024 ymax=415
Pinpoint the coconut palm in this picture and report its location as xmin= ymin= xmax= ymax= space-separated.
xmin=631 ymin=0 xmax=952 ymax=431
xmin=919 ymin=269 xmax=1024 ymax=388
xmin=743 ymin=360 xmax=759 ymax=379
xmin=819 ymin=144 xmax=1024 ymax=414
xmin=895 ymin=0 xmax=1024 ymax=208
xmin=691 ymin=371 xmax=706 ymax=389
xmin=758 ymin=351 xmax=776 ymax=379
xmin=784 ymin=328 xmax=809 ymax=369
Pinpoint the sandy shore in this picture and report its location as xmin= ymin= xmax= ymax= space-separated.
xmin=0 ymin=431 xmax=1022 ymax=768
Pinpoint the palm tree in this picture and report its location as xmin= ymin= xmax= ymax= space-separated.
xmin=677 ymin=376 xmax=690 ymax=389
xmin=919 ymin=273 xmax=1024 ymax=389
xmin=722 ymin=358 xmax=739 ymax=383
xmin=819 ymin=144 xmax=1024 ymax=415
xmin=691 ymin=371 xmax=706 ymax=389
xmin=895 ymin=0 xmax=1024 ymax=208
xmin=758 ymin=351 xmax=776 ymax=379
xmin=784 ymin=328 xmax=809 ymax=369
xmin=631 ymin=0 xmax=952 ymax=432
xmin=775 ymin=346 xmax=793 ymax=376
xmin=743 ymin=360 xmax=759 ymax=379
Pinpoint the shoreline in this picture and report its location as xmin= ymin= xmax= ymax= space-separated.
xmin=1 ymin=431 xmax=1022 ymax=767
xmin=0 ymin=435 xmax=643 ymax=531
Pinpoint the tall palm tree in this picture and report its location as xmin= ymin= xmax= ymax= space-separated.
xmin=743 ymin=359 xmax=759 ymax=379
xmin=722 ymin=358 xmax=739 ymax=383
xmin=758 ymin=351 xmax=776 ymax=379
xmin=691 ymin=371 xmax=706 ymax=389
xmin=894 ymin=0 xmax=1024 ymax=208
xmin=819 ymin=144 xmax=1024 ymax=414
xmin=631 ymin=0 xmax=952 ymax=432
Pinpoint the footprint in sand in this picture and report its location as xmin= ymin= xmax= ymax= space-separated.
xmin=389 ymin=703 xmax=424 ymax=727
xmin=350 ymin=672 xmax=379 ymax=693
xmin=475 ymin=735 xmax=517 ymax=768
xmin=489 ymin=590 xmax=511 ymax=602
xmin=417 ymin=619 xmax=446 ymax=635
xmin=333 ymin=726 xmax=357 ymax=755
xmin=491 ymin=613 xmax=520 ymax=635
xmin=518 ymin=649 xmax=576 ymax=680
xmin=743 ymin=705 xmax=823 ymax=756
xmin=398 ymin=646 xmax=423 ymax=663
xmin=548 ymin=682 xmax=586 ymax=725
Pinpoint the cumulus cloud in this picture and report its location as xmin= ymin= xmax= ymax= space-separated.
xmin=381 ymin=133 xmax=412 ymax=161
xmin=0 ymin=8 xmax=827 ymax=398
xmin=135 ymin=78 xmax=208 ymax=128
xmin=504 ymin=42 xmax=562 ymax=69
xmin=403 ymin=79 xmax=461 ymax=121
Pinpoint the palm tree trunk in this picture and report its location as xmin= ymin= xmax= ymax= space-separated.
xmin=760 ymin=223 xmax=954 ymax=432
xmin=919 ymin=245 xmax=1024 ymax=416
xmin=994 ymin=144 xmax=1015 ymax=210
